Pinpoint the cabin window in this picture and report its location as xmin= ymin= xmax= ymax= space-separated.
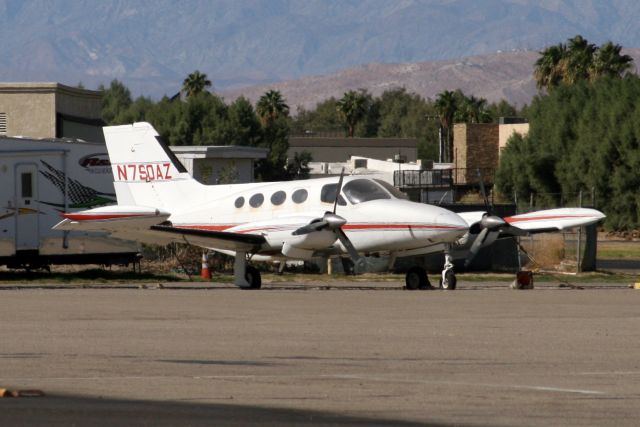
xmin=21 ymin=173 xmax=33 ymax=198
xmin=234 ymin=196 xmax=245 ymax=208
xmin=374 ymin=179 xmax=409 ymax=199
xmin=342 ymin=179 xmax=390 ymax=205
xmin=249 ymin=193 xmax=264 ymax=208
xmin=320 ymin=183 xmax=346 ymax=206
xmin=270 ymin=191 xmax=286 ymax=206
xmin=292 ymin=189 xmax=308 ymax=204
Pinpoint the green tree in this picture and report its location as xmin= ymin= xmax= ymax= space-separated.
xmin=589 ymin=41 xmax=634 ymax=81
xmin=336 ymin=90 xmax=369 ymax=137
xmin=496 ymin=76 xmax=640 ymax=229
xmin=182 ymin=70 xmax=212 ymax=98
xmin=534 ymin=35 xmax=634 ymax=90
xmin=256 ymin=90 xmax=289 ymax=126
xmin=100 ymin=79 xmax=132 ymax=124
xmin=434 ymin=90 xmax=457 ymax=162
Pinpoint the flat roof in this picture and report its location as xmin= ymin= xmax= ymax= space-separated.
xmin=0 ymin=82 xmax=103 ymax=99
xmin=170 ymin=145 xmax=269 ymax=159
xmin=289 ymin=137 xmax=418 ymax=148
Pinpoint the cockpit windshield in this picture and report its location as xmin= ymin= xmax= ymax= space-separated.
xmin=342 ymin=179 xmax=391 ymax=205
xmin=374 ymin=179 xmax=409 ymax=200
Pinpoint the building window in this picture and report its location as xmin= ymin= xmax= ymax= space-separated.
xmin=0 ymin=112 xmax=6 ymax=134
xmin=270 ymin=191 xmax=286 ymax=206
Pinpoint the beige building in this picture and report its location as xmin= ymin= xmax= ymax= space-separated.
xmin=453 ymin=120 xmax=530 ymax=184
xmin=0 ymin=82 xmax=104 ymax=142
xmin=499 ymin=122 xmax=529 ymax=153
xmin=288 ymin=136 xmax=418 ymax=163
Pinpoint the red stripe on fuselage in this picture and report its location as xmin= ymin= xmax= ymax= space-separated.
xmin=63 ymin=213 xmax=148 ymax=221
xmin=173 ymin=223 xmax=463 ymax=233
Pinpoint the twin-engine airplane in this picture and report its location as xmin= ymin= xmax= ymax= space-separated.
xmin=54 ymin=123 xmax=605 ymax=290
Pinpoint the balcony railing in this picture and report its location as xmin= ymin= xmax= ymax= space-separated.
xmin=394 ymin=168 xmax=495 ymax=189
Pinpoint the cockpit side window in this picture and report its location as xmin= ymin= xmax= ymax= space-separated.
xmin=374 ymin=179 xmax=409 ymax=199
xmin=342 ymin=179 xmax=391 ymax=205
xmin=320 ymin=183 xmax=347 ymax=206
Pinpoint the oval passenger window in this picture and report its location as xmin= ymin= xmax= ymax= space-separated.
xmin=292 ymin=189 xmax=308 ymax=204
xmin=271 ymin=190 xmax=286 ymax=205
xmin=249 ymin=193 xmax=264 ymax=208
xmin=234 ymin=196 xmax=245 ymax=208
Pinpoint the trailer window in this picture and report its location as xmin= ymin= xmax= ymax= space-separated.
xmin=342 ymin=179 xmax=390 ymax=205
xmin=21 ymin=173 xmax=33 ymax=198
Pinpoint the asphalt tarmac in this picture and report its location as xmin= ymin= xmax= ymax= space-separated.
xmin=0 ymin=280 xmax=639 ymax=426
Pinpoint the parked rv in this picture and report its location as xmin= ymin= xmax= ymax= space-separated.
xmin=0 ymin=136 xmax=139 ymax=269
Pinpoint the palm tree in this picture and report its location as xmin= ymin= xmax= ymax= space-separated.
xmin=564 ymin=35 xmax=596 ymax=84
xmin=534 ymin=43 xmax=567 ymax=90
xmin=256 ymin=90 xmax=289 ymax=125
xmin=182 ymin=70 xmax=212 ymax=98
xmin=434 ymin=90 xmax=457 ymax=162
xmin=589 ymin=41 xmax=634 ymax=80
xmin=336 ymin=90 xmax=368 ymax=137
xmin=534 ymin=35 xmax=635 ymax=90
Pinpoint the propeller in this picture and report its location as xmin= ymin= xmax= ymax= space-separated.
xmin=464 ymin=169 xmax=527 ymax=267
xmin=291 ymin=168 xmax=365 ymax=271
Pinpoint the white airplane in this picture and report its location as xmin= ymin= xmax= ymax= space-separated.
xmin=54 ymin=122 xmax=606 ymax=290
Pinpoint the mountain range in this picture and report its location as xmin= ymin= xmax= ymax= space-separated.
xmin=1 ymin=0 xmax=640 ymax=106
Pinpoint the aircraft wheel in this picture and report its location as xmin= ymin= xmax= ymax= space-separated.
xmin=439 ymin=270 xmax=457 ymax=290
xmin=406 ymin=267 xmax=429 ymax=290
xmin=245 ymin=266 xmax=262 ymax=289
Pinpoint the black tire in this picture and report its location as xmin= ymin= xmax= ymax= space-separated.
xmin=439 ymin=270 xmax=457 ymax=290
xmin=406 ymin=266 xmax=429 ymax=290
xmin=245 ymin=266 xmax=262 ymax=289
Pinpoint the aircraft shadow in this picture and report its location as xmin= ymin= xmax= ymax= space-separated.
xmin=0 ymin=393 xmax=478 ymax=426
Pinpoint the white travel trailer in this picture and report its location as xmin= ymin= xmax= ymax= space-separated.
xmin=0 ymin=135 xmax=139 ymax=269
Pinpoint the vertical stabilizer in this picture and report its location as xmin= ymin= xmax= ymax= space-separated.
xmin=103 ymin=122 xmax=202 ymax=210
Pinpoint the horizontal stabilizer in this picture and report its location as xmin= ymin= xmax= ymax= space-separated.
xmin=53 ymin=205 xmax=171 ymax=233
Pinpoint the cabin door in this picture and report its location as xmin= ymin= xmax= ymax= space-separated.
xmin=15 ymin=163 xmax=39 ymax=251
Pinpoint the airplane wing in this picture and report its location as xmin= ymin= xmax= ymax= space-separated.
xmin=503 ymin=208 xmax=606 ymax=233
xmin=53 ymin=206 xmax=265 ymax=252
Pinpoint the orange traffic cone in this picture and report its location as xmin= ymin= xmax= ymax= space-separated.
xmin=201 ymin=252 xmax=211 ymax=280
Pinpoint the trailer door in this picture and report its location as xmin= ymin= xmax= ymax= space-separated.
xmin=15 ymin=164 xmax=39 ymax=251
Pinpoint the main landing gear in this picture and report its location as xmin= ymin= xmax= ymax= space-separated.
xmin=404 ymin=246 xmax=457 ymax=291
xmin=234 ymin=251 xmax=261 ymax=289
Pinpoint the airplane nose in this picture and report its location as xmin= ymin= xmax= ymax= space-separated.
xmin=435 ymin=211 xmax=469 ymax=231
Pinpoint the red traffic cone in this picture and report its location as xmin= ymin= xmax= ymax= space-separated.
xmin=201 ymin=252 xmax=211 ymax=280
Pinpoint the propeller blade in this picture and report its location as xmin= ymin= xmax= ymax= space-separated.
xmin=504 ymin=224 xmax=529 ymax=237
xmin=291 ymin=213 xmax=347 ymax=236
xmin=292 ymin=220 xmax=327 ymax=236
xmin=332 ymin=167 xmax=346 ymax=214
xmin=335 ymin=227 xmax=365 ymax=272
xmin=465 ymin=227 xmax=489 ymax=267
xmin=476 ymin=169 xmax=490 ymax=213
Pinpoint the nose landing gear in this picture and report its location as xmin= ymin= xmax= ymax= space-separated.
xmin=438 ymin=250 xmax=457 ymax=290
